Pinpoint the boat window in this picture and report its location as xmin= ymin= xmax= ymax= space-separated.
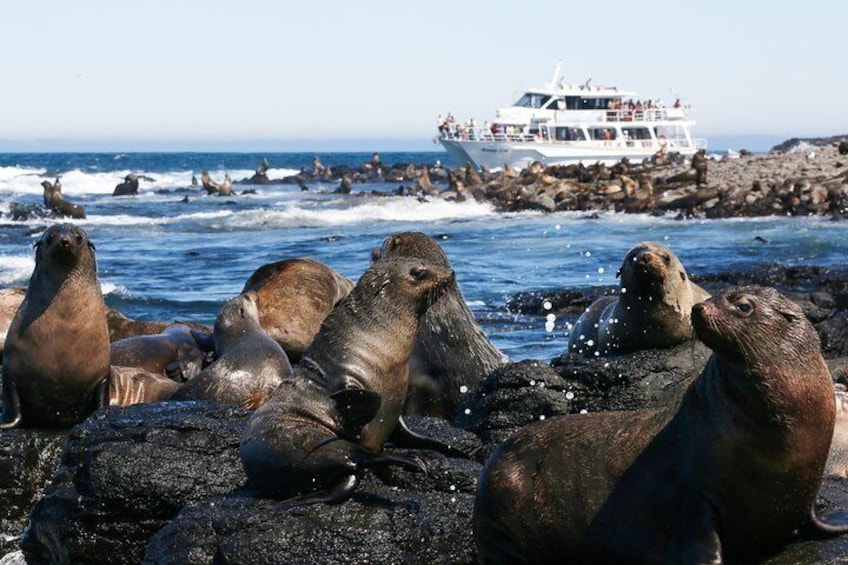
xmin=622 ymin=127 xmax=651 ymax=140
xmin=580 ymin=98 xmax=613 ymax=110
xmin=545 ymin=98 xmax=566 ymax=110
xmin=554 ymin=127 xmax=586 ymax=141
xmin=589 ymin=128 xmax=617 ymax=140
xmin=565 ymin=96 xmax=581 ymax=110
xmin=514 ymin=93 xmax=552 ymax=108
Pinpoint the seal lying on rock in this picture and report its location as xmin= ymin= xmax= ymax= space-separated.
xmin=241 ymin=257 xmax=354 ymax=363
xmin=240 ymin=257 xmax=467 ymax=504
xmin=475 ymin=286 xmax=848 ymax=563
xmin=372 ymin=231 xmax=505 ymax=418
xmin=1 ymin=224 xmax=111 ymax=428
xmin=110 ymin=323 xmax=210 ymax=382
xmin=170 ymin=292 xmax=291 ymax=410
xmin=568 ymin=241 xmax=709 ymax=356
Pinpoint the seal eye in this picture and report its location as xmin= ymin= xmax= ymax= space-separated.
xmin=409 ymin=266 xmax=429 ymax=281
xmin=75 ymin=234 xmax=84 ymax=245
xmin=736 ymin=301 xmax=753 ymax=315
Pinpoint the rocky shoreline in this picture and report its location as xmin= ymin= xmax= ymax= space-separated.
xmin=271 ymin=137 xmax=848 ymax=220
xmin=4 ymin=261 xmax=848 ymax=563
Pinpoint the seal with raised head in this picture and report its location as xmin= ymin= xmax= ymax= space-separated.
xmin=113 ymin=173 xmax=140 ymax=196
xmin=110 ymin=323 xmax=211 ymax=382
xmin=372 ymin=231 xmax=506 ymax=418
xmin=240 ymin=257 xmax=467 ymax=504
xmin=475 ymin=286 xmax=848 ymax=563
xmin=1 ymin=223 xmax=111 ymax=428
xmin=568 ymin=241 xmax=710 ymax=356
xmin=170 ymin=292 xmax=291 ymax=410
xmin=240 ymin=257 xmax=354 ymax=363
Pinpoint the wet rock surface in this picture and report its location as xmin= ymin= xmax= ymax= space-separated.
xmin=21 ymin=402 xmax=249 ymax=565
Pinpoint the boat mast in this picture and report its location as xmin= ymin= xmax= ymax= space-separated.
xmin=548 ymin=61 xmax=563 ymax=90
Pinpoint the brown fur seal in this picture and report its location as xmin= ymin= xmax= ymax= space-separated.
xmin=0 ymin=287 xmax=26 ymax=355
xmin=110 ymin=323 xmax=210 ymax=382
xmin=475 ymin=286 xmax=848 ymax=563
xmin=1 ymin=224 xmax=111 ymax=428
xmin=241 ymin=257 xmax=354 ymax=363
xmin=50 ymin=191 xmax=86 ymax=219
xmin=109 ymin=366 xmax=180 ymax=405
xmin=372 ymin=231 xmax=506 ymax=418
xmin=568 ymin=241 xmax=710 ymax=356
xmin=240 ymin=257 xmax=467 ymax=504
xmin=216 ymin=173 xmax=234 ymax=197
xmin=41 ymin=180 xmax=58 ymax=208
xmin=113 ymin=173 xmax=140 ymax=196
xmin=170 ymin=292 xmax=291 ymax=410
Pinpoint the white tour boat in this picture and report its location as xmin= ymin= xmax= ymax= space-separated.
xmin=437 ymin=63 xmax=706 ymax=170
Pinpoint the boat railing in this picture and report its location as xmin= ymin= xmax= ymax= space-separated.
xmin=440 ymin=128 xmax=701 ymax=150
xmin=603 ymin=108 xmax=687 ymax=122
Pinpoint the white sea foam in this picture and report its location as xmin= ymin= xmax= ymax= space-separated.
xmin=222 ymin=197 xmax=496 ymax=229
xmin=0 ymin=254 xmax=34 ymax=286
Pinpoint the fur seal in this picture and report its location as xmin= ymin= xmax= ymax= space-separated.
xmin=568 ymin=241 xmax=710 ymax=356
xmin=113 ymin=173 xmax=140 ymax=196
xmin=41 ymin=180 xmax=58 ymax=208
xmin=372 ymin=231 xmax=506 ymax=418
xmin=110 ymin=323 xmax=210 ymax=382
xmin=240 ymin=257 xmax=466 ymax=504
xmin=240 ymin=257 xmax=354 ymax=363
xmin=217 ymin=173 xmax=234 ymax=197
xmin=475 ymin=286 xmax=848 ymax=563
xmin=170 ymin=292 xmax=291 ymax=410
xmin=1 ymin=223 xmax=111 ymax=428
xmin=200 ymin=171 xmax=220 ymax=195
xmin=109 ymin=366 xmax=180 ymax=405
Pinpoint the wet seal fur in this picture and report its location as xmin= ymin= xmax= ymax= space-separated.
xmin=568 ymin=241 xmax=710 ymax=356
xmin=240 ymin=257 xmax=468 ymax=505
xmin=475 ymin=286 xmax=848 ymax=563
xmin=241 ymin=257 xmax=354 ymax=363
xmin=110 ymin=323 xmax=210 ymax=382
xmin=1 ymin=223 xmax=111 ymax=428
xmin=372 ymin=231 xmax=506 ymax=418
xmin=170 ymin=292 xmax=292 ymax=410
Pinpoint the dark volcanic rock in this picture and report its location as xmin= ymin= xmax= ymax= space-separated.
xmin=455 ymin=343 xmax=710 ymax=458
xmin=0 ymin=428 xmax=66 ymax=556
xmin=22 ymin=402 xmax=249 ymax=565
xmin=145 ymin=487 xmax=477 ymax=565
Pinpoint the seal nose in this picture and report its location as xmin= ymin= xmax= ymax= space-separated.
xmin=692 ymin=302 xmax=706 ymax=317
xmin=59 ymin=234 xmax=72 ymax=248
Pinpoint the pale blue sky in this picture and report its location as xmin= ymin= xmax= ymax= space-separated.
xmin=1 ymin=0 xmax=845 ymax=150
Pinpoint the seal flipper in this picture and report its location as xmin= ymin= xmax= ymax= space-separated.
xmin=0 ymin=374 xmax=22 ymax=429
xmin=331 ymin=389 xmax=381 ymax=431
xmin=802 ymin=507 xmax=848 ymax=539
xmin=390 ymin=415 xmax=470 ymax=459
xmin=274 ymin=474 xmax=360 ymax=511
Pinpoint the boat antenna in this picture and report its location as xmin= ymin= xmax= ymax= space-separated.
xmin=548 ymin=61 xmax=562 ymax=90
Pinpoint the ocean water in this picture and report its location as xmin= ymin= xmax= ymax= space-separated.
xmin=0 ymin=151 xmax=847 ymax=362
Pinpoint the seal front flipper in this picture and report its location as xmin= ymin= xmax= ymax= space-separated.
xmin=803 ymin=507 xmax=848 ymax=539
xmin=0 ymin=373 xmax=22 ymax=429
xmin=331 ymin=389 xmax=381 ymax=431
xmin=389 ymin=415 xmax=470 ymax=459
xmin=274 ymin=474 xmax=360 ymax=512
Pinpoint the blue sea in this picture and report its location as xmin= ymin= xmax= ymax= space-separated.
xmin=0 ymin=151 xmax=847 ymax=362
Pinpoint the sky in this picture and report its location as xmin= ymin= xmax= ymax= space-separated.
xmin=1 ymin=0 xmax=846 ymax=151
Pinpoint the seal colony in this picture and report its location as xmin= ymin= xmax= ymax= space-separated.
xmin=5 ymin=217 xmax=848 ymax=562
xmin=240 ymin=257 xmax=467 ymax=504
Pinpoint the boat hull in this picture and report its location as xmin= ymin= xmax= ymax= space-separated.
xmin=440 ymin=138 xmax=698 ymax=170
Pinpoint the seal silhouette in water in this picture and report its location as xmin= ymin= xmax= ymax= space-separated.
xmin=476 ymin=286 xmax=848 ymax=563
